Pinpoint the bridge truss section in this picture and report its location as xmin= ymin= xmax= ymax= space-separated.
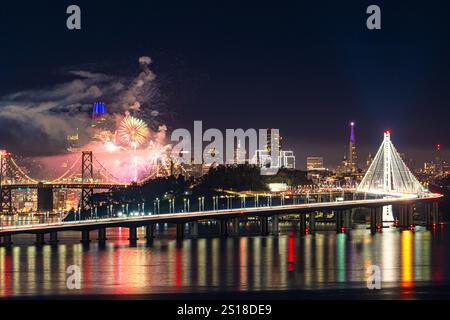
xmin=81 ymin=151 xmax=94 ymax=212
xmin=1 ymin=153 xmax=15 ymax=213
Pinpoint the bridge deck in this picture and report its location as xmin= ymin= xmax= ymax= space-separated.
xmin=0 ymin=193 xmax=441 ymax=236
xmin=1 ymin=183 xmax=128 ymax=189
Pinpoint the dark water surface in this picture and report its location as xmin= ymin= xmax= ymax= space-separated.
xmin=1 ymin=220 xmax=450 ymax=299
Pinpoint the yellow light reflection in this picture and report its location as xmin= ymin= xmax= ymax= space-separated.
xmin=401 ymin=230 xmax=413 ymax=288
xmin=239 ymin=238 xmax=247 ymax=289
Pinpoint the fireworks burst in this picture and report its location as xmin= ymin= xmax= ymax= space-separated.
xmin=117 ymin=115 xmax=149 ymax=148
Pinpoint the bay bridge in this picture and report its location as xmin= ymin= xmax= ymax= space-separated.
xmin=0 ymin=131 xmax=444 ymax=247
xmin=0 ymin=150 xmax=129 ymax=214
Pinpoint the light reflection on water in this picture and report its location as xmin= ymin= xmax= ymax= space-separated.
xmin=0 ymin=224 xmax=449 ymax=298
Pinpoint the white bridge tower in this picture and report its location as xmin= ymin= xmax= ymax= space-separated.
xmin=357 ymin=130 xmax=425 ymax=221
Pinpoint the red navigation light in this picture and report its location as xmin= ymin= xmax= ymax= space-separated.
xmin=340 ymin=226 xmax=345 ymax=233
xmin=409 ymin=224 xmax=414 ymax=230
xmin=305 ymin=227 xmax=309 ymax=234
xmin=384 ymin=129 xmax=391 ymax=134
xmin=436 ymin=144 xmax=441 ymax=151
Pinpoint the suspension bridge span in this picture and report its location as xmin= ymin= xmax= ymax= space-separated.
xmin=0 ymin=151 xmax=132 ymax=213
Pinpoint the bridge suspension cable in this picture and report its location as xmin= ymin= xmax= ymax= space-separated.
xmin=8 ymin=157 xmax=38 ymax=183
xmin=92 ymin=155 xmax=122 ymax=184
xmin=47 ymin=157 xmax=81 ymax=183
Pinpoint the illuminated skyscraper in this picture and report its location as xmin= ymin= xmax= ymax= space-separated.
xmin=262 ymin=128 xmax=281 ymax=152
xmin=92 ymin=102 xmax=107 ymax=128
xmin=306 ymin=156 xmax=324 ymax=171
xmin=280 ymin=150 xmax=295 ymax=169
xmin=233 ymin=139 xmax=246 ymax=164
xmin=348 ymin=122 xmax=358 ymax=173
xmin=67 ymin=128 xmax=80 ymax=152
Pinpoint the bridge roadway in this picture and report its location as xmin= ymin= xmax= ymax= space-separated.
xmin=0 ymin=193 xmax=442 ymax=245
xmin=2 ymin=182 xmax=129 ymax=189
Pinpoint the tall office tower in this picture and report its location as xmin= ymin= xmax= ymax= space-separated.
xmin=347 ymin=122 xmax=358 ymax=173
xmin=92 ymin=102 xmax=107 ymax=127
xmin=280 ymin=150 xmax=295 ymax=169
xmin=233 ymin=139 xmax=246 ymax=164
xmin=264 ymin=129 xmax=281 ymax=152
xmin=67 ymin=128 xmax=80 ymax=152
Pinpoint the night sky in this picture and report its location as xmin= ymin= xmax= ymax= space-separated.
xmin=0 ymin=0 xmax=449 ymax=168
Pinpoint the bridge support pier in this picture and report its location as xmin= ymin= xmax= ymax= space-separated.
xmin=189 ymin=222 xmax=198 ymax=238
xmin=343 ymin=209 xmax=352 ymax=232
xmin=0 ymin=187 xmax=13 ymax=215
xmin=397 ymin=205 xmax=403 ymax=228
xmin=335 ymin=211 xmax=342 ymax=233
xmin=146 ymin=224 xmax=155 ymax=240
xmin=81 ymin=230 xmax=90 ymax=244
xmin=49 ymin=232 xmax=58 ymax=245
xmin=426 ymin=202 xmax=439 ymax=229
xmin=35 ymin=233 xmax=46 ymax=246
xmin=425 ymin=203 xmax=431 ymax=228
xmin=128 ymin=227 xmax=138 ymax=244
xmin=376 ymin=207 xmax=383 ymax=230
xmin=0 ymin=234 xmax=12 ymax=247
xmin=299 ymin=214 xmax=307 ymax=235
xmin=432 ymin=202 xmax=439 ymax=225
xmin=176 ymin=223 xmax=184 ymax=239
xmin=308 ymin=212 xmax=316 ymax=234
xmin=219 ymin=220 xmax=228 ymax=237
xmin=230 ymin=218 xmax=239 ymax=235
xmin=370 ymin=208 xmax=376 ymax=231
xmin=370 ymin=207 xmax=383 ymax=233
xmin=271 ymin=215 xmax=279 ymax=235
xmin=98 ymin=228 xmax=107 ymax=244
xmin=398 ymin=205 xmax=413 ymax=229
xmin=338 ymin=210 xmax=344 ymax=231
xmin=260 ymin=216 xmax=269 ymax=235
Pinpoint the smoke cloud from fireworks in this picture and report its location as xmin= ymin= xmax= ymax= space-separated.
xmin=0 ymin=56 xmax=163 ymax=156
xmin=0 ymin=56 xmax=173 ymax=182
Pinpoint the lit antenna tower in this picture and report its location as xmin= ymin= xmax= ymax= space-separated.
xmin=435 ymin=144 xmax=443 ymax=175
xmin=348 ymin=122 xmax=358 ymax=173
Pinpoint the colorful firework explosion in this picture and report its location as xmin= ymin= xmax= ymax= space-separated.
xmin=117 ymin=115 xmax=150 ymax=148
